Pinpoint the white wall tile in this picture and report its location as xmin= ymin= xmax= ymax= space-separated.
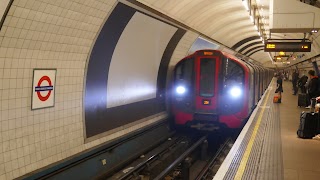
xmin=0 ymin=0 xmax=181 ymax=179
xmin=0 ymin=158 xmax=4 ymax=175
xmin=0 ymin=174 xmax=6 ymax=180
xmin=17 ymin=0 xmax=28 ymax=8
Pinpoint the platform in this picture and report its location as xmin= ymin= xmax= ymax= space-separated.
xmin=214 ymin=79 xmax=320 ymax=180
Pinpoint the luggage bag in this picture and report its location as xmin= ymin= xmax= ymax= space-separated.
xmin=298 ymin=93 xmax=308 ymax=107
xmin=297 ymin=111 xmax=319 ymax=139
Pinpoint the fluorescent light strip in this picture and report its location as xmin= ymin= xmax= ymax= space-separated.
xmin=242 ymin=0 xmax=249 ymax=11
xmin=250 ymin=16 xmax=254 ymax=23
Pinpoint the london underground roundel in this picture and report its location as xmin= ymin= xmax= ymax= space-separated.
xmin=32 ymin=69 xmax=56 ymax=110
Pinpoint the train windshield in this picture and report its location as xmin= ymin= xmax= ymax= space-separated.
xmin=220 ymin=58 xmax=245 ymax=114
xmin=174 ymin=58 xmax=194 ymax=95
xmin=221 ymin=58 xmax=244 ymax=91
xmin=200 ymin=58 xmax=215 ymax=97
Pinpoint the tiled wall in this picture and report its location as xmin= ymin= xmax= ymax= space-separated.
xmin=0 ymin=0 xmax=118 ymax=179
xmin=0 ymin=0 xmax=195 ymax=179
xmin=169 ymin=31 xmax=198 ymax=67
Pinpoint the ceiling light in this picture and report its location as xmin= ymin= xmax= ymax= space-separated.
xmin=279 ymin=51 xmax=285 ymax=56
xmin=242 ymin=0 xmax=249 ymax=11
xmin=268 ymin=53 xmax=273 ymax=62
xmin=250 ymin=15 xmax=254 ymax=23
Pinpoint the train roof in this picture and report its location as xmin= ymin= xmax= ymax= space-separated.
xmin=179 ymin=49 xmax=268 ymax=71
xmin=193 ymin=49 xmax=249 ymax=67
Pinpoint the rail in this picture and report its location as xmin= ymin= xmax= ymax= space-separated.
xmin=117 ymin=136 xmax=184 ymax=180
xmin=195 ymin=138 xmax=234 ymax=180
xmin=19 ymin=120 xmax=171 ymax=180
xmin=154 ymin=136 xmax=207 ymax=180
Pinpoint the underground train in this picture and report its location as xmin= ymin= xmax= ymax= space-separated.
xmin=171 ymin=49 xmax=273 ymax=130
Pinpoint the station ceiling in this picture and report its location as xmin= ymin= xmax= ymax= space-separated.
xmin=137 ymin=0 xmax=320 ymax=67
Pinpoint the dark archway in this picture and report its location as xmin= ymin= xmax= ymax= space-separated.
xmin=243 ymin=45 xmax=265 ymax=56
xmin=231 ymin=36 xmax=261 ymax=50
xmin=247 ymin=48 xmax=264 ymax=57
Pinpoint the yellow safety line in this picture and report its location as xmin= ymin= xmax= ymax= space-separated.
xmin=234 ymin=82 xmax=272 ymax=180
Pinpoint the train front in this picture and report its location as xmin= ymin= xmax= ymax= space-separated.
xmin=171 ymin=50 xmax=248 ymax=130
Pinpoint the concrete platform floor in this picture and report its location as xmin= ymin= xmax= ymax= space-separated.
xmin=280 ymin=81 xmax=320 ymax=180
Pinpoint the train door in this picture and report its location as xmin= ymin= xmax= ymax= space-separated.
xmin=245 ymin=63 xmax=255 ymax=111
xmin=264 ymin=69 xmax=267 ymax=90
xmin=256 ymin=66 xmax=261 ymax=98
xmin=258 ymin=66 xmax=264 ymax=96
xmin=261 ymin=68 xmax=264 ymax=91
xmin=262 ymin=68 xmax=265 ymax=91
xmin=194 ymin=55 xmax=219 ymax=118
xmin=253 ymin=65 xmax=258 ymax=100
xmin=262 ymin=68 xmax=267 ymax=92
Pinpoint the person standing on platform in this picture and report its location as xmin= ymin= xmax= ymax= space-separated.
xmin=275 ymin=74 xmax=283 ymax=103
xmin=292 ymin=70 xmax=299 ymax=95
xmin=298 ymin=74 xmax=308 ymax=93
xmin=306 ymin=70 xmax=319 ymax=108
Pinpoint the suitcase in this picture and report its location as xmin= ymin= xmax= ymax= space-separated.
xmin=298 ymin=93 xmax=308 ymax=107
xmin=297 ymin=111 xmax=319 ymax=139
xmin=273 ymin=95 xmax=279 ymax=103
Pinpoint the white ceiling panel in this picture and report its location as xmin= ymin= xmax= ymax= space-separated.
xmin=137 ymin=0 xmax=320 ymax=67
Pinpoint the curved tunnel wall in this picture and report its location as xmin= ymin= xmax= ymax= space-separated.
xmin=0 ymin=0 xmax=194 ymax=179
xmin=84 ymin=3 xmax=186 ymax=138
xmin=0 ymin=0 xmax=286 ymax=178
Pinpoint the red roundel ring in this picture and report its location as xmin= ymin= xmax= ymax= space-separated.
xmin=37 ymin=76 xmax=52 ymax=101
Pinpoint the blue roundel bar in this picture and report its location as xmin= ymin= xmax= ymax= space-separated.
xmin=35 ymin=86 xmax=53 ymax=92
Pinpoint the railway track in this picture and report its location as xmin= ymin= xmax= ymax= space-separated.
xmin=195 ymin=138 xmax=234 ymax=180
xmin=113 ymin=135 xmax=187 ymax=180
xmin=109 ymin=133 xmax=234 ymax=180
xmin=154 ymin=136 xmax=208 ymax=180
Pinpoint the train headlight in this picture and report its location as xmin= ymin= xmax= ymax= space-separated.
xmin=176 ymin=86 xmax=186 ymax=94
xmin=229 ymin=86 xmax=242 ymax=98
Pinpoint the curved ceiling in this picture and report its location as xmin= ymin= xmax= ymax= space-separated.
xmin=137 ymin=0 xmax=270 ymax=63
xmin=137 ymin=0 xmax=320 ymax=66
xmin=232 ymin=36 xmax=261 ymax=49
xmin=238 ymin=41 xmax=262 ymax=53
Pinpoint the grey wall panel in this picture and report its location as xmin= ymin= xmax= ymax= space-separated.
xmin=84 ymin=3 xmax=185 ymax=138
xmin=85 ymin=3 xmax=135 ymax=138
xmin=107 ymin=12 xmax=177 ymax=108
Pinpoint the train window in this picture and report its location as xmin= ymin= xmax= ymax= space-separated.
xmin=174 ymin=58 xmax=194 ymax=93
xmin=200 ymin=58 xmax=215 ymax=97
xmin=222 ymin=58 xmax=244 ymax=88
xmin=219 ymin=58 xmax=245 ymax=114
